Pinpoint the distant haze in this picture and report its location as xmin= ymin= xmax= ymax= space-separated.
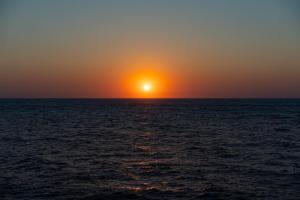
xmin=0 ymin=0 xmax=299 ymax=98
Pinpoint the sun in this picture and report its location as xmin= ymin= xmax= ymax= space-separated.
xmin=143 ymin=83 xmax=152 ymax=92
xmin=123 ymin=67 xmax=169 ymax=97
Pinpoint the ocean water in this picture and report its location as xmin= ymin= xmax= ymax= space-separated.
xmin=0 ymin=99 xmax=299 ymax=200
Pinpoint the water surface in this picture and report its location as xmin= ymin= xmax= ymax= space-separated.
xmin=0 ymin=99 xmax=299 ymax=199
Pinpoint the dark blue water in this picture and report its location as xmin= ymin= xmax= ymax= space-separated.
xmin=0 ymin=99 xmax=300 ymax=200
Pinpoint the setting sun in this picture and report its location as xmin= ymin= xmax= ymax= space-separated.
xmin=143 ymin=83 xmax=152 ymax=92
xmin=121 ymin=65 xmax=171 ymax=98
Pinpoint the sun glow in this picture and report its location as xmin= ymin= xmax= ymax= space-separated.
xmin=119 ymin=56 xmax=174 ymax=98
xmin=143 ymin=83 xmax=152 ymax=92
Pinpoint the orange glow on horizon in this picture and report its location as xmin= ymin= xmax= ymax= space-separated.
xmin=103 ymin=54 xmax=203 ymax=98
xmin=118 ymin=57 xmax=172 ymax=98
xmin=128 ymin=71 xmax=164 ymax=98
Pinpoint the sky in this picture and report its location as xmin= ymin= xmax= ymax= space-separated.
xmin=0 ymin=0 xmax=299 ymax=98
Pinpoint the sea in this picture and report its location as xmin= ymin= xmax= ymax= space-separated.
xmin=0 ymin=99 xmax=299 ymax=200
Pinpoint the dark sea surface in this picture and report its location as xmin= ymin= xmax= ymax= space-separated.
xmin=0 ymin=99 xmax=300 ymax=200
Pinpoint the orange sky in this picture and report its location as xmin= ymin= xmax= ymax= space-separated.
xmin=0 ymin=1 xmax=299 ymax=98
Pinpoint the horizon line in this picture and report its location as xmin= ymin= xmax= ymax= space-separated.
xmin=0 ymin=97 xmax=300 ymax=100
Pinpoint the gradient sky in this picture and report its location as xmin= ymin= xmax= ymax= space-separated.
xmin=0 ymin=0 xmax=299 ymax=98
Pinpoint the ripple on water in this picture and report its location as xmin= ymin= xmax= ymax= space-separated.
xmin=1 ymin=99 xmax=300 ymax=199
